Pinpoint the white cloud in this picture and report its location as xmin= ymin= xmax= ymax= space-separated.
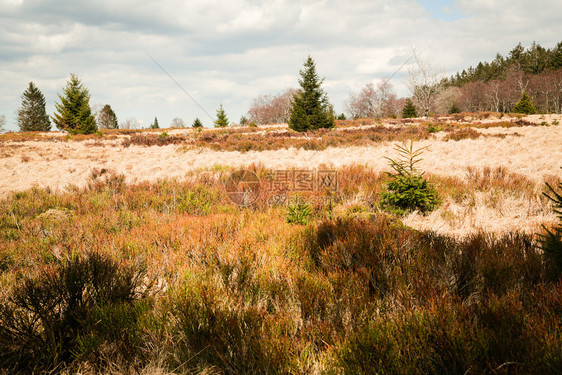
xmin=1 ymin=0 xmax=562 ymax=131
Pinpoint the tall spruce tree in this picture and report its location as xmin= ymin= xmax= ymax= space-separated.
xmin=288 ymin=56 xmax=334 ymax=132
xmin=402 ymin=98 xmax=418 ymax=118
xmin=214 ymin=105 xmax=229 ymax=127
xmin=97 ymin=104 xmax=118 ymax=129
xmin=52 ymin=74 xmax=97 ymax=134
xmin=150 ymin=117 xmax=159 ymax=129
xmin=18 ymin=82 xmax=51 ymax=132
xmin=512 ymin=91 xmax=537 ymax=114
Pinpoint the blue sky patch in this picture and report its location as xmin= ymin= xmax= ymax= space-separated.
xmin=417 ymin=0 xmax=465 ymax=21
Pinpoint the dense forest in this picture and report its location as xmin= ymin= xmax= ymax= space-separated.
xmin=439 ymin=41 xmax=562 ymax=113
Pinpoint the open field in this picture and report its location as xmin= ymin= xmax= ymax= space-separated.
xmin=1 ymin=113 xmax=561 ymax=374
xmin=1 ymin=113 xmax=560 ymax=237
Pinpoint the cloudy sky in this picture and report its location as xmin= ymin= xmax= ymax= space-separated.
xmin=1 ymin=0 xmax=561 ymax=131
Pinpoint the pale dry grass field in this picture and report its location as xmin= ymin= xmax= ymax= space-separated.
xmin=1 ymin=114 xmax=560 ymax=237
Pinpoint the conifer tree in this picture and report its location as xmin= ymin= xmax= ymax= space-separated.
xmin=288 ymin=56 xmax=334 ymax=132
xmin=150 ymin=117 xmax=159 ymax=129
xmin=18 ymin=82 xmax=51 ymax=132
xmin=192 ymin=118 xmax=203 ymax=128
xmin=0 ymin=115 xmax=5 ymax=133
xmin=448 ymin=101 xmax=461 ymax=114
xmin=97 ymin=104 xmax=118 ymax=129
xmin=512 ymin=91 xmax=537 ymax=114
xmin=52 ymin=74 xmax=97 ymax=134
xmin=214 ymin=105 xmax=229 ymax=127
xmin=402 ymin=98 xmax=418 ymax=118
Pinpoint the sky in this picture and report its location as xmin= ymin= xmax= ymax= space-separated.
xmin=1 ymin=0 xmax=562 ymax=131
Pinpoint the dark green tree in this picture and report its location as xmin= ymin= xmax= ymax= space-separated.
xmin=448 ymin=101 xmax=461 ymax=114
xmin=402 ymin=98 xmax=418 ymax=118
xmin=512 ymin=91 xmax=537 ymax=114
xmin=97 ymin=104 xmax=118 ymax=129
xmin=52 ymin=74 xmax=97 ymax=134
xmin=17 ymin=82 xmax=51 ymax=132
xmin=214 ymin=105 xmax=229 ymax=127
xmin=192 ymin=118 xmax=203 ymax=128
xmin=288 ymin=56 xmax=334 ymax=132
xmin=150 ymin=117 xmax=159 ymax=129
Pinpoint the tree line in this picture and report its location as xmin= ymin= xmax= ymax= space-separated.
xmin=248 ymin=41 xmax=562 ymax=123
xmin=13 ymin=42 xmax=562 ymax=135
xmin=11 ymin=74 xmax=236 ymax=134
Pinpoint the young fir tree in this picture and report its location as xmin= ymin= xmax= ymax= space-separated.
xmin=18 ymin=82 xmax=51 ymax=132
xmin=512 ymin=91 xmax=537 ymax=114
xmin=150 ymin=117 xmax=159 ymax=129
xmin=448 ymin=101 xmax=461 ymax=114
xmin=214 ymin=105 xmax=229 ymax=127
xmin=97 ymin=104 xmax=118 ymax=129
xmin=52 ymin=74 xmax=97 ymax=134
xmin=402 ymin=98 xmax=418 ymax=118
xmin=192 ymin=118 xmax=203 ymax=128
xmin=288 ymin=56 xmax=334 ymax=132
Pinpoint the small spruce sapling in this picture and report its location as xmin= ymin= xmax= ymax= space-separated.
xmin=381 ymin=139 xmax=440 ymax=215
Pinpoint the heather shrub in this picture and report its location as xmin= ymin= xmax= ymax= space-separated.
xmin=168 ymin=275 xmax=296 ymax=374
xmin=443 ymin=127 xmax=482 ymax=141
xmin=537 ymin=178 xmax=562 ymax=277
xmin=0 ymin=252 xmax=151 ymax=373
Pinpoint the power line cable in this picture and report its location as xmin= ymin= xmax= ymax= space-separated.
xmin=145 ymin=51 xmax=214 ymax=122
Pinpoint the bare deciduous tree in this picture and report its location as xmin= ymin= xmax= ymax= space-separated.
xmin=171 ymin=117 xmax=185 ymax=128
xmin=0 ymin=115 xmax=6 ymax=133
xmin=345 ymin=81 xmax=398 ymax=119
xmin=247 ymin=88 xmax=299 ymax=124
xmin=407 ymin=51 xmax=444 ymax=117
xmin=120 ymin=118 xmax=140 ymax=129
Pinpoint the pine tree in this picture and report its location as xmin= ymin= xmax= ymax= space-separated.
xmin=52 ymin=74 xmax=97 ymax=134
xmin=18 ymin=82 xmax=51 ymax=132
xmin=150 ymin=117 xmax=159 ymax=129
xmin=512 ymin=91 xmax=537 ymax=114
xmin=214 ymin=105 xmax=229 ymax=127
xmin=288 ymin=56 xmax=334 ymax=132
xmin=448 ymin=101 xmax=461 ymax=114
xmin=0 ymin=115 xmax=6 ymax=133
xmin=402 ymin=98 xmax=418 ymax=118
xmin=192 ymin=118 xmax=203 ymax=128
xmin=97 ymin=104 xmax=118 ymax=129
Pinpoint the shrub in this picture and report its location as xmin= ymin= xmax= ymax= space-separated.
xmin=287 ymin=200 xmax=312 ymax=225
xmin=537 ymin=178 xmax=562 ymax=277
xmin=0 ymin=252 xmax=151 ymax=373
xmin=381 ymin=140 xmax=440 ymax=215
xmin=443 ymin=127 xmax=482 ymax=141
